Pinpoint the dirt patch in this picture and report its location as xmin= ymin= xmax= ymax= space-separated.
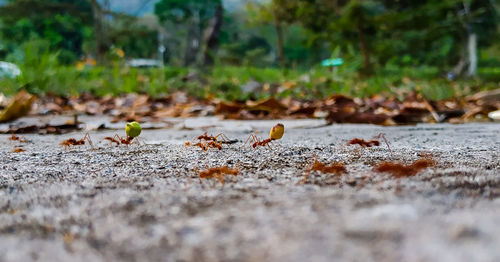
xmin=0 ymin=118 xmax=499 ymax=262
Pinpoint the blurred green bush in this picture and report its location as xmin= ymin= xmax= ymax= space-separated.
xmin=1 ymin=41 xmax=499 ymax=102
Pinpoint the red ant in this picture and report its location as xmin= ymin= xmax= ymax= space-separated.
xmin=206 ymin=141 xmax=223 ymax=150
xmin=373 ymin=158 xmax=435 ymax=178
xmin=243 ymin=123 xmax=284 ymax=149
xmin=309 ymin=160 xmax=347 ymax=174
xmin=185 ymin=140 xmax=223 ymax=151
xmin=186 ymin=132 xmax=228 ymax=151
xmin=117 ymin=135 xmax=135 ymax=145
xmin=9 ymin=133 xmax=27 ymax=143
xmin=185 ymin=141 xmax=208 ymax=151
xmin=195 ymin=132 xmax=229 ymax=143
xmin=61 ymin=133 xmax=93 ymax=148
xmin=298 ymin=157 xmax=347 ymax=185
xmin=104 ymin=136 xmax=121 ymax=146
xmin=244 ymin=134 xmax=275 ymax=149
xmin=198 ymin=166 xmax=239 ymax=185
xmin=103 ymin=135 xmax=138 ymax=146
xmin=347 ymin=132 xmax=391 ymax=152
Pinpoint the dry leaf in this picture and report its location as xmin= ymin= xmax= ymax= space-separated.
xmin=0 ymin=90 xmax=36 ymax=123
xmin=466 ymin=89 xmax=500 ymax=105
xmin=245 ymin=97 xmax=287 ymax=112
xmin=215 ymin=101 xmax=243 ymax=115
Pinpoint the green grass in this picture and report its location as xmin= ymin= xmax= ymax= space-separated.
xmin=1 ymin=64 xmax=499 ymax=101
xmin=0 ymin=45 xmax=499 ymax=102
xmin=1 ymin=42 xmax=499 ymax=101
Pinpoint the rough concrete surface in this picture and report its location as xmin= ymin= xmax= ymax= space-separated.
xmin=0 ymin=117 xmax=499 ymax=262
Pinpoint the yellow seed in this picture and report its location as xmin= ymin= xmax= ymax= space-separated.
xmin=269 ymin=123 xmax=284 ymax=140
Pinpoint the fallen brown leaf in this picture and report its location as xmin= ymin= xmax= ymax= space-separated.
xmin=245 ymin=97 xmax=287 ymax=112
xmin=0 ymin=90 xmax=36 ymax=123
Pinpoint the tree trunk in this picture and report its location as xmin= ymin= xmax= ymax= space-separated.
xmin=466 ymin=32 xmax=477 ymax=77
xmin=274 ymin=20 xmax=286 ymax=68
xmin=184 ymin=21 xmax=199 ymax=66
xmin=456 ymin=0 xmax=477 ymax=78
xmin=89 ymin=0 xmax=108 ymax=64
xmin=158 ymin=31 xmax=165 ymax=66
xmin=450 ymin=31 xmax=477 ymax=78
xmin=451 ymin=59 xmax=466 ymax=78
xmin=202 ymin=4 xmax=223 ymax=66
xmin=357 ymin=25 xmax=371 ymax=74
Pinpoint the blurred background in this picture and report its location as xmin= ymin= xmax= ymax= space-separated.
xmin=0 ymin=0 xmax=499 ymax=107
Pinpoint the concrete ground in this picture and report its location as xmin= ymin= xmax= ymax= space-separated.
xmin=0 ymin=117 xmax=499 ymax=262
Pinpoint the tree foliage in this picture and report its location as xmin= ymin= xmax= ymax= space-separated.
xmin=155 ymin=0 xmax=221 ymax=24
xmin=0 ymin=0 xmax=497 ymax=74
xmin=0 ymin=0 xmax=93 ymax=63
xmin=268 ymin=0 xmax=498 ymax=73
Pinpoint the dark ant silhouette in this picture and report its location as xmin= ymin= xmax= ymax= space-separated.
xmin=347 ymin=133 xmax=391 ymax=152
xmin=9 ymin=133 xmax=27 ymax=143
xmin=198 ymin=166 xmax=239 ymax=185
xmin=61 ymin=133 xmax=93 ymax=148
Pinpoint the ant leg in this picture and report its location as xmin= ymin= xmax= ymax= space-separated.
xmin=241 ymin=134 xmax=253 ymax=148
xmin=83 ymin=133 xmax=94 ymax=148
xmin=198 ymin=177 xmax=207 ymax=189
xmin=242 ymin=134 xmax=261 ymax=148
xmin=214 ymin=133 xmax=224 ymax=142
xmin=251 ymin=134 xmax=261 ymax=144
xmin=376 ymin=133 xmax=392 ymax=153
xmin=112 ymin=134 xmax=119 ymax=145
xmin=308 ymin=154 xmax=319 ymax=170
xmin=265 ymin=140 xmax=273 ymax=150
xmin=296 ymin=174 xmax=310 ymax=185
xmin=216 ymin=174 xmax=225 ymax=185
xmin=221 ymin=133 xmax=231 ymax=142
xmin=251 ymin=134 xmax=262 ymax=148
xmin=215 ymin=133 xmax=229 ymax=144
xmin=215 ymin=133 xmax=231 ymax=143
xmin=110 ymin=139 xmax=119 ymax=146
xmin=192 ymin=132 xmax=204 ymax=142
xmin=132 ymin=137 xmax=142 ymax=146
xmin=114 ymin=134 xmax=127 ymax=145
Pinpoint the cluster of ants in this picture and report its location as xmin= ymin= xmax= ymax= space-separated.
xmin=8 ymin=122 xmax=435 ymax=185
xmin=185 ymin=123 xmax=285 ymax=152
xmin=57 ymin=123 xmax=285 ymax=151
xmin=186 ymin=128 xmax=390 ymax=153
xmin=295 ymin=133 xmax=434 ymax=184
xmin=198 ymin=156 xmax=434 ymax=187
xmin=185 ymin=133 xmax=228 ymax=151
xmin=8 ymin=133 xmax=27 ymax=152
xmin=61 ymin=121 xmax=143 ymax=148
xmin=60 ymin=133 xmax=138 ymax=148
xmin=198 ymin=166 xmax=239 ymax=185
xmin=190 ymin=127 xmax=432 ymax=185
